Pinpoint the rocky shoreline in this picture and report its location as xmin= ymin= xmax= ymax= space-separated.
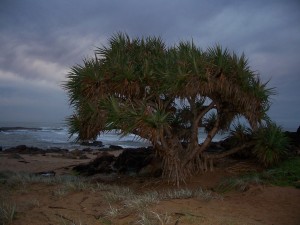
xmin=1 ymin=129 xmax=299 ymax=179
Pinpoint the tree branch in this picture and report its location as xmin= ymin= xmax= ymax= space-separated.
xmin=190 ymin=101 xmax=215 ymax=146
xmin=204 ymin=141 xmax=255 ymax=159
xmin=184 ymin=114 xmax=220 ymax=166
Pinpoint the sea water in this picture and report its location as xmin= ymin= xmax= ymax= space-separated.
xmin=0 ymin=121 xmax=226 ymax=150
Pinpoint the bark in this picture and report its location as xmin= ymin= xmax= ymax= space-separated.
xmin=204 ymin=141 xmax=255 ymax=160
xmin=202 ymin=141 xmax=255 ymax=171
xmin=183 ymin=116 xmax=220 ymax=167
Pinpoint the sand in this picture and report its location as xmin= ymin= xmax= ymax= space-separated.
xmin=0 ymin=150 xmax=299 ymax=225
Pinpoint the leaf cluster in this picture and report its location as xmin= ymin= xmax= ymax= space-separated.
xmin=63 ymin=33 xmax=274 ymax=146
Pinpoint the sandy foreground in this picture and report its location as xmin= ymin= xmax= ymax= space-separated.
xmin=0 ymin=150 xmax=299 ymax=225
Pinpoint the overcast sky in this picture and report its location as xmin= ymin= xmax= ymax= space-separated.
xmin=0 ymin=0 xmax=299 ymax=130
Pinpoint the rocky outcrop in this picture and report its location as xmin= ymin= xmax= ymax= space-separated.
xmin=109 ymin=145 xmax=123 ymax=150
xmin=73 ymin=147 xmax=162 ymax=177
xmin=114 ymin=147 xmax=158 ymax=174
xmin=284 ymin=129 xmax=300 ymax=155
xmin=73 ymin=152 xmax=116 ymax=175
xmin=4 ymin=145 xmax=69 ymax=154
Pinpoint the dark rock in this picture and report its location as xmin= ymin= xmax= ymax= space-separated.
xmin=5 ymin=145 xmax=70 ymax=154
xmin=0 ymin=146 xmax=2 ymax=151
xmin=18 ymin=160 xmax=30 ymax=164
xmin=15 ymin=145 xmax=27 ymax=151
xmin=8 ymin=153 xmax=24 ymax=159
xmin=109 ymin=145 xmax=123 ymax=150
xmin=297 ymin=126 xmax=300 ymax=135
xmin=73 ymin=152 xmax=116 ymax=175
xmin=73 ymin=147 xmax=161 ymax=178
xmin=285 ymin=131 xmax=300 ymax=148
xmin=47 ymin=147 xmax=68 ymax=153
xmin=79 ymin=155 xmax=89 ymax=159
xmin=82 ymin=148 xmax=93 ymax=153
xmin=70 ymin=149 xmax=83 ymax=156
xmin=0 ymin=127 xmax=42 ymax=132
xmin=138 ymin=156 xmax=162 ymax=177
xmin=5 ymin=145 xmax=43 ymax=154
xmin=114 ymin=148 xmax=156 ymax=174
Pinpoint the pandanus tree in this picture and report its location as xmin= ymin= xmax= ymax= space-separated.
xmin=64 ymin=33 xmax=274 ymax=185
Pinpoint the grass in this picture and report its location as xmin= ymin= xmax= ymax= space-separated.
xmin=0 ymin=199 xmax=16 ymax=225
xmin=98 ymin=216 xmax=112 ymax=225
xmin=60 ymin=216 xmax=83 ymax=225
xmin=52 ymin=187 xmax=70 ymax=198
xmin=102 ymin=185 xmax=134 ymax=202
xmin=104 ymin=204 xmax=123 ymax=218
xmin=123 ymin=191 xmax=160 ymax=212
xmin=2 ymin=158 xmax=298 ymax=224
xmin=216 ymin=157 xmax=300 ymax=192
xmin=216 ymin=174 xmax=264 ymax=193
xmin=260 ymin=156 xmax=300 ymax=187
xmin=100 ymin=185 xmax=218 ymax=224
xmin=160 ymin=188 xmax=218 ymax=201
xmin=137 ymin=211 xmax=174 ymax=225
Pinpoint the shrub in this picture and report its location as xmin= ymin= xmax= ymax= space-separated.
xmin=253 ymin=122 xmax=289 ymax=167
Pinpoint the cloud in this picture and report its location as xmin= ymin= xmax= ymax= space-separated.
xmin=0 ymin=0 xmax=299 ymax=128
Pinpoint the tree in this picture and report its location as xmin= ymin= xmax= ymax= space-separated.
xmin=64 ymin=33 xmax=274 ymax=185
xmin=253 ymin=122 xmax=289 ymax=167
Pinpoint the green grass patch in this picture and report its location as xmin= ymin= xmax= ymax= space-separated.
xmin=216 ymin=157 xmax=300 ymax=193
xmin=260 ymin=156 xmax=300 ymax=187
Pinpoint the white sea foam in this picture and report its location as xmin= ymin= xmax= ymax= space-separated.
xmin=0 ymin=122 xmax=226 ymax=150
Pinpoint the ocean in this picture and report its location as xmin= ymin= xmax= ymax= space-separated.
xmin=0 ymin=121 xmax=226 ymax=150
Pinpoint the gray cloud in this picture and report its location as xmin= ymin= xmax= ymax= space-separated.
xmin=0 ymin=0 xmax=299 ymax=129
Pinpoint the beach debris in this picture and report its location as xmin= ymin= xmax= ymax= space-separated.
xmin=35 ymin=171 xmax=56 ymax=177
xmin=80 ymin=140 xmax=104 ymax=147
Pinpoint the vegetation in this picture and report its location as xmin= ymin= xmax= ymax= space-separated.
xmin=261 ymin=156 xmax=300 ymax=187
xmin=253 ymin=122 xmax=289 ymax=167
xmin=216 ymin=156 xmax=300 ymax=192
xmin=0 ymin=167 xmax=298 ymax=224
xmin=0 ymin=198 xmax=16 ymax=225
xmin=225 ymin=121 xmax=290 ymax=167
xmin=64 ymin=33 xmax=275 ymax=185
xmin=216 ymin=174 xmax=264 ymax=193
xmin=0 ymin=171 xmax=218 ymax=224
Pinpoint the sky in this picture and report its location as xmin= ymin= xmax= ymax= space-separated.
xmin=0 ymin=0 xmax=299 ymax=130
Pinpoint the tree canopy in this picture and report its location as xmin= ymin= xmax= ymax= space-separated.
xmin=64 ymin=33 xmax=274 ymax=185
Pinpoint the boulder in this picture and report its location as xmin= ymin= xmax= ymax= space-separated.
xmin=47 ymin=147 xmax=68 ymax=153
xmin=114 ymin=147 xmax=156 ymax=174
xmin=82 ymin=148 xmax=93 ymax=153
xmin=5 ymin=145 xmax=69 ymax=154
xmin=73 ymin=152 xmax=116 ymax=175
xmin=138 ymin=156 xmax=162 ymax=177
xmin=73 ymin=147 xmax=162 ymax=178
xmin=285 ymin=131 xmax=300 ymax=148
xmin=5 ymin=145 xmax=43 ymax=154
xmin=109 ymin=145 xmax=123 ymax=150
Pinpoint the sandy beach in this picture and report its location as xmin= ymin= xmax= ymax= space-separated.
xmin=1 ymin=149 xmax=299 ymax=225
